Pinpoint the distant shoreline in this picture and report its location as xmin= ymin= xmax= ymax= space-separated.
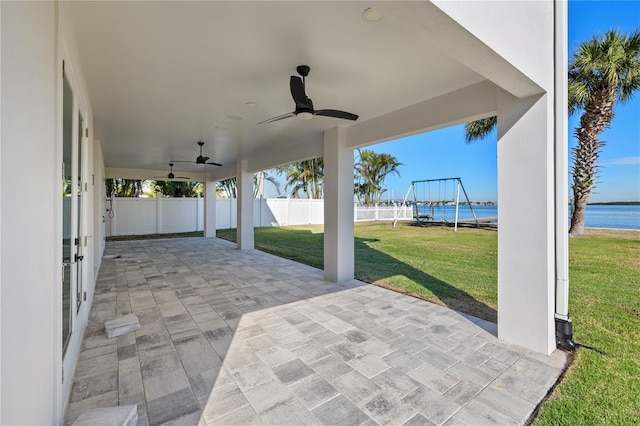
xmin=587 ymin=201 xmax=640 ymax=205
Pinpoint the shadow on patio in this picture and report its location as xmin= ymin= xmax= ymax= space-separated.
xmin=64 ymin=237 xmax=567 ymax=426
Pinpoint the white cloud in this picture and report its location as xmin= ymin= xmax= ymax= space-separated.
xmin=602 ymin=156 xmax=640 ymax=166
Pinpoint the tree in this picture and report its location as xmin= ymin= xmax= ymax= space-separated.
xmin=217 ymin=178 xmax=237 ymax=198
xmin=216 ymin=170 xmax=281 ymax=198
xmin=464 ymin=30 xmax=640 ymax=236
xmin=254 ymin=170 xmax=281 ymax=198
xmin=354 ymin=149 xmax=402 ymax=206
xmin=105 ymin=178 xmax=143 ymax=197
xmin=154 ymin=181 xmax=203 ymax=197
xmin=567 ymin=30 xmax=640 ymax=235
xmin=277 ymin=158 xmax=324 ymax=199
xmin=463 ymin=117 xmax=497 ymax=142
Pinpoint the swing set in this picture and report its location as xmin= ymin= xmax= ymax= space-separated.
xmin=392 ymin=177 xmax=479 ymax=231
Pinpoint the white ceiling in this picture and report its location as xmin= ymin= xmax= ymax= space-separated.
xmin=68 ymin=1 xmax=486 ymax=175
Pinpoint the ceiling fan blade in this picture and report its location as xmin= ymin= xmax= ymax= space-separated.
xmin=205 ymin=161 xmax=222 ymax=166
xmin=170 ymin=160 xmax=194 ymax=164
xmin=290 ymin=76 xmax=308 ymax=110
xmin=257 ymin=112 xmax=295 ymax=124
xmin=174 ymin=176 xmax=191 ymax=180
xmin=314 ymin=109 xmax=359 ymax=121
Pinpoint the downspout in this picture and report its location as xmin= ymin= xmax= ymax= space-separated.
xmin=554 ymin=0 xmax=575 ymax=351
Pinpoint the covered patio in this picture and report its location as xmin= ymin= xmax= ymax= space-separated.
xmin=1 ymin=1 xmax=571 ymax=424
xmin=64 ymin=237 xmax=567 ymax=425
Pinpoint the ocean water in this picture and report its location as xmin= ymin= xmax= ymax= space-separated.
xmin=414 ymin=204 xmax=640 ymax=230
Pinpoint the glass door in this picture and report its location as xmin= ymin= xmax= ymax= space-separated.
xmin=75 ymin=113 xmax=84 ymax=313
xmin=62 ymin=73 xmax=73 ymax=354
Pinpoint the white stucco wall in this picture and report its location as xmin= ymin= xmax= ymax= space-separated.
xmin=1 ymin=2 xmax=58 ymax=423
xmin=433 ymin=0 xmax=553 ymax=92
xmin=1 ymin=2 xmax=102 ymax=423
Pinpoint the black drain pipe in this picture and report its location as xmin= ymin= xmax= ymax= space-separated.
xmin=555 ymin=317 xmax=575 ymax=351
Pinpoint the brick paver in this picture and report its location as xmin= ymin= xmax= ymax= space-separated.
xmin=64 ymin=237 xmax=569 ymax=425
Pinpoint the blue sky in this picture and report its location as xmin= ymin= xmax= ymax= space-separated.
xmin=266 ymin=1 xmax=640 ymax=203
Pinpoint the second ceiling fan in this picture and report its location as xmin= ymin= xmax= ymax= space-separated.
xmin=258 ymin=65 xmax=359 ymax=124
xmin=153 ymin=163 xmax=190 ymax=180
xmin=173 ymin=141 xmax=222 ymax=166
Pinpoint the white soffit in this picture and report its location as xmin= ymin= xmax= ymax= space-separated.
xmin=68 ymin=1 xmax=492 ymax=173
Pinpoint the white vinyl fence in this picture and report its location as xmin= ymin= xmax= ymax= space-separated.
xmin=105 ymin=197 xmax=412 ymax=237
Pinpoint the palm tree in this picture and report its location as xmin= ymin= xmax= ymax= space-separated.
xmin=463 ymin=117 xmax=497 ymax=142
xmin=465 ymin=30 xmax=640 ymax=236
xmin=217 ymin=177 xmax=237 ymax=198
xmin=277 ymin=158 xmax=324 ymax=199
xmin=216 ymin=171 xmax=281 ymax=198
xmin=254 ymin=170 xmax=281 ymax=198
xmin=567 ymin=30 xmax=640 ymax=235
xmin=354 ymin=149 xmax=402 ymax=206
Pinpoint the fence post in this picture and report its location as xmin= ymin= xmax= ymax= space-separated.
xmin=196 ymin=195 xmax=200 ymax=232
xmin=375 ymin=203 xmax=379 ymax=221
xmin=111 ymin=197 xmax=117 ymax=236
xmin=156 ymin=196 xmax=161 ymax=234
xmin=259 ymin=197 xmax=263 ymax=227
xmin=285 ymin=197 xmax=290 ymax=226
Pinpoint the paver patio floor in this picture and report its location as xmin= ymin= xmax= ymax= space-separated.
xmin=64 ymin=237 xmax=569 ymax=426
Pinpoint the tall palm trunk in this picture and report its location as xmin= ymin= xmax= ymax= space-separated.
xmin=569 ymin=86 xmax=616 ymax=235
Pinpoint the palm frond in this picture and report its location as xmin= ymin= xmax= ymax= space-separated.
xmin=464 ymin=117 xmax=497 ymax=142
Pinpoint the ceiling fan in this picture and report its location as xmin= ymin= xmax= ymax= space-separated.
xmin=258 ymin=65 xmax=359 ymax=124
xmin=172 ymin=141 xmax=222 ymax=166
xmin=153 ymin=163 xmax=190 ymax=180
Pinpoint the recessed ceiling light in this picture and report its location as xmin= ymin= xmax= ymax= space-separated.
xmin=245 ymin=102 xmax=257 ymax=107
xmin=362 ymin=7 xmax=383 ymax=22
xmin=213 ymin=125 xmax=226 ymax=130
xmin=227 ymin=115 xmax=243 ymax=121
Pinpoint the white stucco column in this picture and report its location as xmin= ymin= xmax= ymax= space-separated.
xmin=204 ymin=180 xmax=216 ymax=238
xmin=323 ymin=127 xmax=354 ymax=282
xmin=236 ymin=160 xmax=254 ymax=250
xmin=497 ymin=90 xmax=556 ymax=354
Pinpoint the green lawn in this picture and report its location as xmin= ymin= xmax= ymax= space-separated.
xmin=216 ymin=222 xmax=640 ymax=424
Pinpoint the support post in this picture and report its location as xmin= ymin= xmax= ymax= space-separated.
xmin=324 ymin=127 xmax=354 ymax=282
xmin=204 ymin=180 xmax=216 ymax=238
xmin=236 ymin=160 xmax=254 ymax=250
xmin=497 ymin=89 xmax=556 ymax=354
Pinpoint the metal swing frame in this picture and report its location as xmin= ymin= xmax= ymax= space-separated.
xmin=392 ymin=177 xmax=479 ymax=231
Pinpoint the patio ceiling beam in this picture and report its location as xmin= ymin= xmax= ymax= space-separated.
xmin=105 ymin=167 xmax=206 ymax=181
xmin=204 ymin=163 xmax=237 ymax=182
xmin=377 ymin=2 xmax=544 ymax=99
xmin=247 ymin=134 xmax=324 ymax=174
xmin=345 ymin=80 xmax=497 ymax=150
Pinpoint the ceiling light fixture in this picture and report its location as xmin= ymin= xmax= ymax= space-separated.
xmin=245 ymin=102 xmax=257 ymax=107
xmin=362 ymin=7 xmax=383 ymax=22
xmin=297 ymin=111 xmax=313 ymax=120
